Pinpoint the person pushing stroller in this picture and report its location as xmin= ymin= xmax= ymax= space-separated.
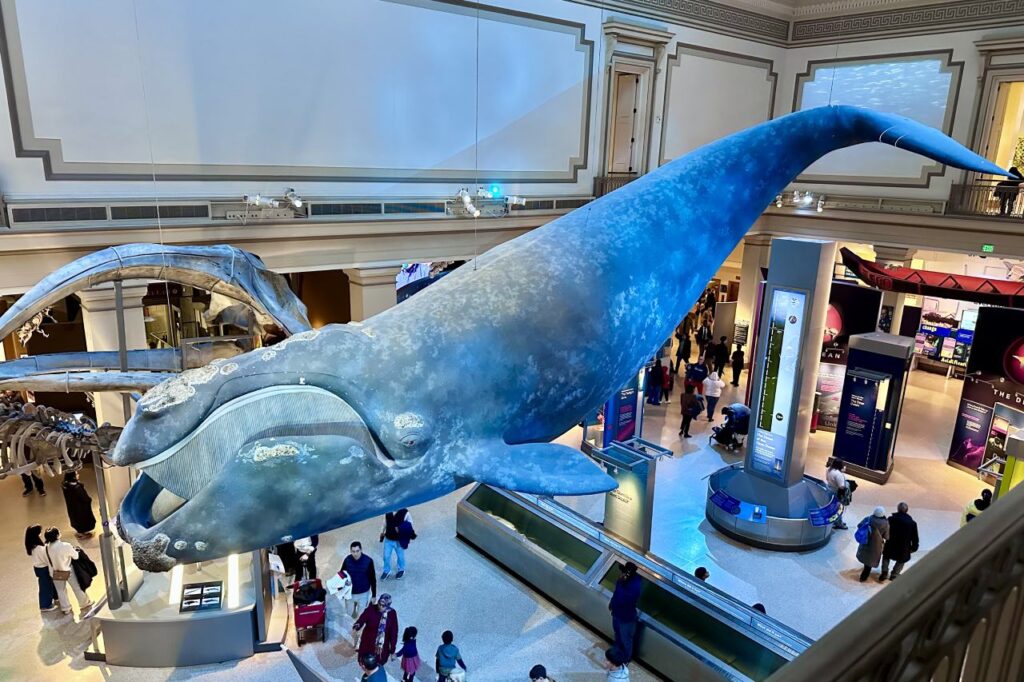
xmin=709 ymin=403 xmax=750 ymax=451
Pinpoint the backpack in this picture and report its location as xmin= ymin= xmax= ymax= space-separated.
xmin=854 ymin=517 xmax=872 ymax=545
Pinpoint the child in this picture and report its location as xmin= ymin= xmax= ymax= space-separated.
xmin=435 ymin=630 xmax=467 ymax=681
xmin=397 ymin=626 xmax=421 ymax=682
xmin=605 ymin=647 xmax=630 ymax=680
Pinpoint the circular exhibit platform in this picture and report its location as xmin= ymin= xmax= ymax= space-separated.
xmin=705 ymin=463 xmax=837 ymax=552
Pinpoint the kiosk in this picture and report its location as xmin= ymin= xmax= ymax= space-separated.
xmin=706 ymin=239 xmax=838 ymax=551
xmin=831 ymin=333 xmax=914 ymax=483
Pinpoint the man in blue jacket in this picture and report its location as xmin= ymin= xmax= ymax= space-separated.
xmin=608 ymin=561 xmax=643 ymax=662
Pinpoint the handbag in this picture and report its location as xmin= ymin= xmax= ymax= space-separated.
xmin=46 ymin=545 xmax=71 ymax=581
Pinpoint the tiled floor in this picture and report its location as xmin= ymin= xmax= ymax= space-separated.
xmin=2 ymin=368 xmax=985 ymax=679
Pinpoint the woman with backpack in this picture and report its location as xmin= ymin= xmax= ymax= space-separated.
xmin=855 ymin=507 xmax=889 ymax=582
xmin=380 ymin=508 xmax=415 ymax=580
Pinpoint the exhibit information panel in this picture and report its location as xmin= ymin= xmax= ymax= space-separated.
xmin=752 ymin=288 xmax=807 ymax=480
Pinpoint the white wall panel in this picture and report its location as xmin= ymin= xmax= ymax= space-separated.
xmin=660 ymin=45 xmax=777 ymax=163
xmin=5 ymin=0 xmax=591 ymax=181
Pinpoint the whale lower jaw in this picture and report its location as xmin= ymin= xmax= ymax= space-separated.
xmin=116 ymin=384 xmax=388 ymax=554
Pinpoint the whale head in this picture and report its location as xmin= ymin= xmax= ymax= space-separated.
xmin=113 ymin=324 xmax=611 ymax=570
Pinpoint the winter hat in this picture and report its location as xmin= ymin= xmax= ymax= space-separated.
xmin=529 ymin=664 xmax=548 ymax=680
xmin=873 ymin=506 xmax=886 ymax=517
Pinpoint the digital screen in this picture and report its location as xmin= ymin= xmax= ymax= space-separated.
xmin=960 ymin=308 xmax=979 ymax=332
xmin=751 ymin=288 xmax=807 ymax=480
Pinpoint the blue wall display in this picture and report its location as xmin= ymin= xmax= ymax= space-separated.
xmin=109 ymin=106 xmax=1007 ymax=570
xmin=604 ymin=376 xmax=640 ymax=447
xmin=833 ymin=369 xmax=887 ymax=469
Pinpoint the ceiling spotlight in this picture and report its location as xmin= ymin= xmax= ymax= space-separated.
xmin=243 ymin=193 xmax=279 ymax=209
xmin=457 ymin=189 xmax=480 ymax=217
xmin=816 ymin=197 xmax=825 ymax=213
xmin=283 ymin=188 xmax=303 ymax=209
xmin=506 ymin=195 xmax=527 ymax=207
xmin=775 ymin=194 xmax=783 ymax=208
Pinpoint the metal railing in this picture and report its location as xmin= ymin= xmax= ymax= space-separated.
xmin=767 ymin=479 xmax=1024 ymax=681
xmin=948 ymin=181 xmax=1024 ymax=219
xmin=594 ymin=173 xmax=638 ymax=197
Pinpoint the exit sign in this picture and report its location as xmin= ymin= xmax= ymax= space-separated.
xmin=982 ymin=244 xmax=995 ymax=253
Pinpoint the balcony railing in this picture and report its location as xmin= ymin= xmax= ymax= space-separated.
xmin=594 ymin=173 xmax=638 ymax=197
xmin=766 ymin=479 xmax=1024 ymax=681
xmin=948 ymin=181 xmax=1024 ymax=219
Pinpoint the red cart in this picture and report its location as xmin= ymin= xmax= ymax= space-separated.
xmin=292 ymin=578 xmax=327 ymax=645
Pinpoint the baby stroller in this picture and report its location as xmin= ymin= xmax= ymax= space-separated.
xmin=710 ymin=403 xmax=750 ymax=451
xmin=292 ymin=575 xmax=327 ymax=645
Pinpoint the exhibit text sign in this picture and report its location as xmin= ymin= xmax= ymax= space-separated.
xmin=751 ymin=288 xmax=806 ymax=480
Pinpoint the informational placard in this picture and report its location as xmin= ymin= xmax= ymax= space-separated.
xmin=807 ymin=497 xmax=841 ymax=527
xmin=833 ymin=370 xmax=887 ymax=470
xmin=948 ymin=399 xmax=993 ymax=471
xmin=751 ymin=288 xmax=807 ymax=480
xmin=601 ymin=448 xmax=655 ymax=552
xmin=603 ymin=376 xmax=640 ymax=447
xmin=180 ymin=581 xmax=223 ymax=613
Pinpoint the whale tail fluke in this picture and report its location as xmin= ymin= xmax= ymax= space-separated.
xmin=837 ymin=105 xmax=1007 ymax=178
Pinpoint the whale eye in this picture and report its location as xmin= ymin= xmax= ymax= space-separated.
xmin=401 ymin=435 xmax=418 ymax=448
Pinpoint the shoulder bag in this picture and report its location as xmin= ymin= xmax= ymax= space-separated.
xmin=46 ymin=545 xmax=71 ymax=581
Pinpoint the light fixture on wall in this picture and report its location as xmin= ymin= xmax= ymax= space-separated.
xmin=772 ymin=190 xmax=826 ymax=213
xmin=457 ymin=189 xmax=481 ymax=218
xmin=243 ymin=193 xmax=280 ymax=209
xmin=447 ymin=187 xmax=528 ymax=218
xmin=283 ymin=188 xmax=304 ymax=209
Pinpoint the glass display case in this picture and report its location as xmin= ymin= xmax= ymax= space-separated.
xmin=466 ymin=485 xmax=601 ymax=574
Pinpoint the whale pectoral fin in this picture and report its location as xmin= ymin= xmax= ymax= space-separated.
xmin=454 ymin=442 xmax=617 ymax=495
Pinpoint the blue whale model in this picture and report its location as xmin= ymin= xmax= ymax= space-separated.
xmin=112 ymin=106 xmax=1007 ymax=571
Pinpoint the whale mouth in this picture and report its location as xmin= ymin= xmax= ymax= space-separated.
xmin=117 ymin=384 xmax=387 ymax=543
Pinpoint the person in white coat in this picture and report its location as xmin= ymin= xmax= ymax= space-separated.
xmin=43 ymin=527 xmax=91 ymax=616
xmin=702 ymin=371 xmax=725 ymax=421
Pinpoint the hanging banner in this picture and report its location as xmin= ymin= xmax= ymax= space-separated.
xmin=947 ymin=307 xmax=1024 ymax=480
xmin=815 ymin=281 xmax=882 ymax=431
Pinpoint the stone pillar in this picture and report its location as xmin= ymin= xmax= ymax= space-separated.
xmin=735 ymin=234 xmax=772 ymax=350
xmin=77 ymin=281 xmax=149 ymax=508
xmin=873 ymin=246 xmax=916 ymax=334
xmin=344 ymin=266 xmax=402 ymax=322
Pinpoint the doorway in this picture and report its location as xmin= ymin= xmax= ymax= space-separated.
xmin=609 ymin=73 xmax=641 ymax=174
xmin=982 ymin=80 xmax=1024 ymax=172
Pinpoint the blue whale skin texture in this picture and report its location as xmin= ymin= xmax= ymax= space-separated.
xmin=112 ymin=106 xmax=1007 ymax=571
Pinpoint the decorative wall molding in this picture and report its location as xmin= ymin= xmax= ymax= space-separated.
xmin=790 ymin=49 xmax=964 ymax=188
xmin=0 ymin=0 xmax=594 ymax=183
xmin=659 ymin=44 xmax=777 ymax=166
xmin=571 ymin=0 xmax=1024 ymax=47
xmin=790 ymin=0 xmax=1024 ymax=44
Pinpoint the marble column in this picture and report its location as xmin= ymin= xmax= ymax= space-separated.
xmin=77 ymin=281 xmax=149 ymax=508
xmin=873 ymin=245 xmax=917 ymax=334
xmin=735 ymin=234 xmax=772 ymax=353
xmin=344 ymin=266 xmax=403 ymax=322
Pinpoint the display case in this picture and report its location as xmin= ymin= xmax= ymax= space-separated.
xmin=458 ymin=485 xmax=809 ymax=682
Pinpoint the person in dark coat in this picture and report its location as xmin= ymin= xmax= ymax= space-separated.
xmin=608 ymin=561 xmax=643 ymax=662
xmin=713 ymin=336 xmax=730 ymax=375
xmin=994 ymin=166 xmax=1023 ymax=216
xmin=880 ymin=502 xmax=919 ymax=581
xmin=857 ymin=507 xmax=890 ymax=582
xmin=61 ymin=471 xmax=96 ymax=537
xmin=730 ymin=344 xmax=745 ymax=387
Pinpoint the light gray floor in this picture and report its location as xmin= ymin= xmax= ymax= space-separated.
xmin=3 ymin=368 xmax=984 ymax=679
